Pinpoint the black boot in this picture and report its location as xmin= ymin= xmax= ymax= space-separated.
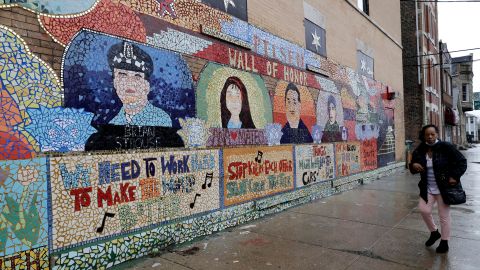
xmin=436 ymin=240 xmax=449 ymax=253
xmin=425 ymin=229 xmax=441 ymax=247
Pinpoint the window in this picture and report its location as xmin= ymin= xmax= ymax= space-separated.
xmin=357 ymin=0 xmax=369 ymax=15
xmin=463 ymin=83 xmax=468 ymax=101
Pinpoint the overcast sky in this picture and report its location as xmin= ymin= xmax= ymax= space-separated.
xmin=438 ymin=0 xmax=480 ymax=92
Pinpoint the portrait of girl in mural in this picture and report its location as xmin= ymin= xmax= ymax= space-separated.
xmin=220 ymin=76 xmax=256 ymax=129
xmin=321 ymin=95 xmax=343 ymax=142
xmin=316 ymin=89 xmax=345 ymax=143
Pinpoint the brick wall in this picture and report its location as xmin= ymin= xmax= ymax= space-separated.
xmin=401 ymin=1 xmax=424 ymax=145
xmin=0 ymin=7 xmax=63 ymax=77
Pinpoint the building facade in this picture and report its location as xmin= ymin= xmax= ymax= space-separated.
xmin=0 ymin=1 xmax=404 ymax=269
xmin=439 ymin=42 xmax=460 ymax=144
xmin=452 ymin=54 xmax=474 ymax=145
xmin=465 ymin=112 xmax=478 ymax=142
xmin=401 ymin=0 xmax=441 ymax=146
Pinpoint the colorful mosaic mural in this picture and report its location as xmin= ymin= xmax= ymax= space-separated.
xmin=317 ymin=90 xmax=345 ymax=143
xmin=0 ymin=158 xmax=48 ymax=257
xmin=40 ymin=0 xmax=146 ymax=46
xmin=0 ymin=0 xmax=400 ymax=268
xmin=335 ymin=142 xmax=361 ymax=177
xmin=49 ymin=149 xmax=220 ymax=250
xmin=0 ymin=246 xmax=49 ymax=270
xmin=196 ymin=63 xmax=272 ymax=147
xmin=1 ymin=0 xmax=97 ymax=14
xmin=295 ymin=144 xmax=335 ymax=188
xmin=0 ymin=26 xmax=62 ymax=159
xmin=272 ymin=81 xmax=315 ymax=144
xmin=223 ymin=146 xmax=294 ymax=206
xmin=63 ymin=30 xmax=194 ymax=150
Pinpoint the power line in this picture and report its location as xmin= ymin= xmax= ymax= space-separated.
xmin=404 ymin=47 xmax=480 ymax=59
xmin=401 ymin=0 xmax=480 ymax=2
xmin=403 ymin=58 xmax=480 ymax=68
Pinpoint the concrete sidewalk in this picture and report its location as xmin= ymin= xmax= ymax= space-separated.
xmin=116 ymin=147 xmax=480 ymax=270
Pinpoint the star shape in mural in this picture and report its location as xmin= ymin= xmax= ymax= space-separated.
xmin=224 ymin=0 xmax=236 ymax=12
xmin=311 ymin=30 xmax=321 ymax=52
xmin=157 ymin=0 xmax=177 ymax=18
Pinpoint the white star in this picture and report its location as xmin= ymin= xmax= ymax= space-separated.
xmin=224 ymin=0 xmax=236 ymax=12
xmin=311 ymin=30 xmax=321 ymax=52
xmin=361 ymin=59 xmax=367 ymax=71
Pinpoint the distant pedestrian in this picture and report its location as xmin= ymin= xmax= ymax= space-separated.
xmin=409 ymin=124 xmax=467 ymax=253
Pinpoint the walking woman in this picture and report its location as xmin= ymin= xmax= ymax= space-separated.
xmin=409 ymin=124 xmax=467 ymax=253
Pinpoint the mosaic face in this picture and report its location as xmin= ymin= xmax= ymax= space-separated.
xmin=286 ymin=89 xmax=301 ymax=128
xmin=113 ymin=68 xmax=150 ymax=106
xmin=225 ymin=84 xmax=242 ymax=121
xmin=316 ymin=91 xmax=344 ymax=143
xmin=273 ymin=81 xmax=315 ymax=144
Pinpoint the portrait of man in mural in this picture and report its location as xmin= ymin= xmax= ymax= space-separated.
xmin=107 ymin=41 xmax=172 ymax=127
xmin=220 ymin=76 xmax=256 ymax=129
xmin=321 ymin=95 xmax=342 ymax=142
xmin=280 ymin=83 xmax=313 ymax=144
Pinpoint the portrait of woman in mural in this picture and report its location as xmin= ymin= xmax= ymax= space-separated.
xmin=220 ymin=76 xmax=255 ymax=129
xmin=316 ymin=90 xmax=344 ymax=143
xmin=321 ymin=95 xmax=342 ymax=142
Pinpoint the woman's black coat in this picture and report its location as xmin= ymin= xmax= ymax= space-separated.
xmin=409 ymin=141 xmax=467 ymax=203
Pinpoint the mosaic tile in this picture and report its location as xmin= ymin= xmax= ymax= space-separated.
xmin=1 ymin=0 xmax=97 ymax=14
xmin=335 ymin=142 xmax=361 ymax=177
xmin=51 ymin=163 xmax=403 ymax=270
xmin=316 ymin=91 xmax=344 ymax=143
xmin=295 ymin=144 xmax=335 ymax=188
xmin=40 ymin=0 xmax=146 ymax=46
xmin=222 ymin=145 xmax=294 ymax=206
xmin=272 ymin=81 xmax=315 ymax=144
xmin=146 ymin=28 xmax=212 ymax=55
xmin=0 ymin=158 xmax=48 ymax=257
xmin=0 ymin=26 xmax=62 ymax=159
xmin=49 ymin=149 xmax=220 ymax=250
xmin=0 ymin=246 xmax=49 ymax=270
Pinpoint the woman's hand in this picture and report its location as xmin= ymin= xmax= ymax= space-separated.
xmin=411 ymin=163 xmax=424 ymax=172
xmin=448 ymin=177 xmax=458 ymax=186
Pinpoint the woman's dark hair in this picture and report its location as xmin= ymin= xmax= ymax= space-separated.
xmin=220 ymin=76 xmax=256 ymax=129
xmin=285 ymin=82 xmax=301 ymax=103
xmin=327 ymin=95 xmax=336 ymax=113
xmin=418 ymin=124 xmax=439 ymax=142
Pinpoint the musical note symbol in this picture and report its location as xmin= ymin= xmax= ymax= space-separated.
xmin=255 ymin=151 xmax=263 ymax=163
xmin=202 ymin=172 xmax=214 ymax=189
xmin=96 ymin=212 xmax=115 ymax=233
xmin=189 ymin=193 xmax=201 ymax=209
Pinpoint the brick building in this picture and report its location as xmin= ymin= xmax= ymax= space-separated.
xmin=452 ymin=54 xmax=475 ymax=145
xmin=401 ymin=0 xmax=442 ymax=145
